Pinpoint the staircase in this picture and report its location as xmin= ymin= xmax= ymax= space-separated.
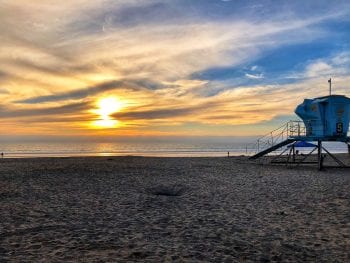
xmin=247 ymin=121 xmax=306 ymax=159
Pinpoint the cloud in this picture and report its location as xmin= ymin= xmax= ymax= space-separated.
xmin=0 ymin=70 xmax=7 ymax=79
xmin=113 ymin=107 xmax=197 ymax=120
xmin=245 ymin=73 xmax=264 ymax=79
xmin=331 ymin=52 xmax=350 ymax=65
xmin=2 ymin=1 xmax=331 ymax=80
xmin=0 ymin=88 xmax=9 ymax=94
xmin=111 ymin=100 xmax=229 ymax=121
xmin=4 ymin=58 xmax=95 ymax=78
xmin=305 ymin=61 xmax=333 ymax=78
xmin=8 ymin=14 xmax=330 ymax=104
xmin=15 ymin=81 xmax=125 ymax=104
xmin=0 ymin=101 xmax=91 ymax=118
xmin=285 ymin=52 xmax=350 ymax=80
xmin=0 ymin=0 xmax=350 ymax=136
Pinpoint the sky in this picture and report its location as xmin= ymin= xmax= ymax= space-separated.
xmin=1 ymin=0 xmax=350 ymax=140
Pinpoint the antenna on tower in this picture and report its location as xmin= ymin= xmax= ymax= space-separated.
xmin=328 ymin=78 xmax=332 ymax=96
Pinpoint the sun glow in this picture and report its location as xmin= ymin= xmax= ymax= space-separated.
xmin=92 ymin=97 xmax=124 ymax=128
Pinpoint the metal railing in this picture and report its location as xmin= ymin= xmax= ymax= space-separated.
xmin=246 ymin=120 xmax=350 ymax=157
xmin=246 ymin=120 xmax=306 ymax=156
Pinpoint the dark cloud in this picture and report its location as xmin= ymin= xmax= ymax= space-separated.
xmin=104 ymin=2 xmax=178 ymax=28
xmin=15 ymin=115 xmax=91 ymax=124
xmin=0 ymin=101 xmax=91 ymax=118
xmin=113 ymin=108 xmax=193 ymax=120
xmin=63 ymin=2 xmax=177 ymax=37
xmin=202 ymin=115 xmax=242 ymax=120
xmin=112 ymin=101 xmax=222 ymax=120
xmin=0 ymin=74 xmax=9 ymax=94
xmin=15 ymin=80 xmax=125 ymax=104
xmin=131 ymin=79 xmax=168 ymax=90
xmin=0 ymin=27 xmax=71 ymax=63
xmin=6 ymin=58 xmax=96 ymax=77
xmin=0 ymin=88 xmax=9 ymax=94
xmin=0 ymin=70 xmax=10 ymax=81
xmin=15 ymin=78 xmax=170 ymax=104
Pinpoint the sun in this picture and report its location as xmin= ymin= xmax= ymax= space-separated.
xmin=92 ymin=97 xmax=124 ymax=128
xmin=96 ymin=97 xmax=123 ymax=119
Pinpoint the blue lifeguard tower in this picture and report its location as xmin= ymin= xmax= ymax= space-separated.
xmin=295 ymin=95 xmax=350 ymax=139
xmin=249 ymin=80 xmax=350 ymax=170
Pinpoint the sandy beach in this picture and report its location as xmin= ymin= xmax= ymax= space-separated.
xmin=0 ymin=156 xmax=349 ymax=262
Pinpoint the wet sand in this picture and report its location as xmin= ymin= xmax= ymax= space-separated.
xmin=0 ymin=156 xmax=349 ymax=262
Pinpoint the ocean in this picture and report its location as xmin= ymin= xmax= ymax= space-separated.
xmin=0 ymin=139 xmax=348 ymax=158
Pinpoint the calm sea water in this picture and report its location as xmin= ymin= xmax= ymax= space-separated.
xmin=0 ymin=140 xmax=348 ymax=158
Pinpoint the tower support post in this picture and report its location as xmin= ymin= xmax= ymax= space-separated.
xmin=318 ymin=140 xmax=323 ymax=171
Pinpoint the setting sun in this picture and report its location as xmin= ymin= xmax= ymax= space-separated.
xmin=92 ymin=97 xmax=124 ymax=128
xmin=96 ymin=97 xmax=123 ymax=118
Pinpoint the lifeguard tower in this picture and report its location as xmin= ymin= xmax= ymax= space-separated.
xmin=249 ymin=80 xmax=350 ymax=170
xmin=295 ymin=95 xmax=350 ymax=139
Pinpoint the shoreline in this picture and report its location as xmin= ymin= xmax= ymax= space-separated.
xmin=0 ymin=151 xmax=247 ymax=159
xmin=0 ymin=152 xmax=348 ymax=161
